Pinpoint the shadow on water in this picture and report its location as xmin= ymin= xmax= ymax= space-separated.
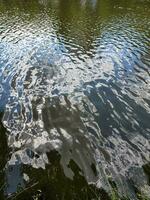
xmin=6 ymin=150 xmax=110 ymax=200
xmin=2 ymin=97 xmax=110 ymax=200
xmin=2 ymin=94 xmax=150 ymax=200
xmin=0 ymin=112 xmax=9 ymax=200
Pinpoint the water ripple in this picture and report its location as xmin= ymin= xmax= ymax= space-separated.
xmin=0 ymin=0 xmax=150 ymax=199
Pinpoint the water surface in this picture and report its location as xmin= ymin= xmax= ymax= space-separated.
xmin=0 ymin=0 xmax=150 ymax=199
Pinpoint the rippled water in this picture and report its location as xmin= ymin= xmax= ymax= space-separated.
xmin=0 ymin=0 xmax=150 ymax=199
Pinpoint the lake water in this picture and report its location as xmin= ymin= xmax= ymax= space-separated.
xmin=0 ymin=0 xmax=150 ymax=199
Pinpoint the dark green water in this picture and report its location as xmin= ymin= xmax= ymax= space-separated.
xmin=0 ymin=0 xmax=150 ymax=199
